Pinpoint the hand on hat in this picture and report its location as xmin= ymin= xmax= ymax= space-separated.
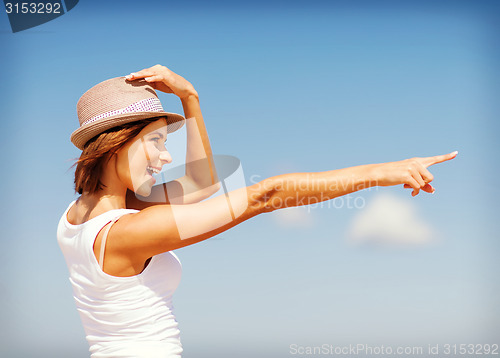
xmin=125 ymin=64 xmax=198 ymax=100
xmin=372 ymin=151 xmax=458 ymax=196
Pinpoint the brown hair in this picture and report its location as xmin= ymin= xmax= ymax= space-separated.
xmin=73 ymin=117 xmax=164 ymax=195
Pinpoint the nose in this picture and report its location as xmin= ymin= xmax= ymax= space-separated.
xmin=159 ymin=149 xmax=172 ymax=165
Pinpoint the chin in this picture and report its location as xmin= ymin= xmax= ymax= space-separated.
xmin=133 ymin=180 xmax=154 ymax=198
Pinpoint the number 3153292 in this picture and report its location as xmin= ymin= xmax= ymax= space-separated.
xmin=5 ymin=2 xmax=62 ymax=14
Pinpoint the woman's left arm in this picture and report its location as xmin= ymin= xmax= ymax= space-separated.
xmin=125 ymin=65 xmax=220 ymax=209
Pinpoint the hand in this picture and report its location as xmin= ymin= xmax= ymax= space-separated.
xmin=374 ymin=151 xmax=458 ymax=196
xmin=125 ymin=64 xmax=198 ymax=99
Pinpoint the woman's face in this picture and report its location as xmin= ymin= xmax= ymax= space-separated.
xmin=115 ymin=118 xmax=172 ymax=196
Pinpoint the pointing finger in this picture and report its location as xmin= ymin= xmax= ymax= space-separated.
xmin=420 ymin=151 xmax=458 ymax=168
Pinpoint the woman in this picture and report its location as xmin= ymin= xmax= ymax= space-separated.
xmin=58 ymin=64 xmax=457 ymax=357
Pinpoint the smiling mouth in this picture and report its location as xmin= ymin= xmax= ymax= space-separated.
xmin=146 ymin=166 xmax=161 ymax=176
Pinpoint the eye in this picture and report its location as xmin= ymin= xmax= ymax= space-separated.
xmin=150 ymin=136 xmax=161 ymax=143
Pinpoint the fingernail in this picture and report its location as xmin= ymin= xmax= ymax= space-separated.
xmin=451 ymin=151 xmax=458 ymax=155
xmin=431 ymin=189 xmax=435 ymax=194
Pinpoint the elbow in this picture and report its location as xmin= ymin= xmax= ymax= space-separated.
xmin=211 ymin=180 xmax=222 ymax=193
xmin=191 ymin=181 xmax=222 ymax=203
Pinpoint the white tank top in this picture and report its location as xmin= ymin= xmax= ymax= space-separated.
xmin=57 ymin=201 xmax=183 ymax=357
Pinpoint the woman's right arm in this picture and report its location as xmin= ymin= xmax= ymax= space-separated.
xmin=109 ymin=151 xmax=457 ymax=263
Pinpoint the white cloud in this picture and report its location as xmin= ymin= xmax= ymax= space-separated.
xmin=346 ymin=193 xmax=436 ymax=248
xmin=273 ymin=206 xmax=315 ymax=228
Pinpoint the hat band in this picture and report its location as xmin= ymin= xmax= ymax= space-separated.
xmin=81 ymin=97 xmax=164 ymax=127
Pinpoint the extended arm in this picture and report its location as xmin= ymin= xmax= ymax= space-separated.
xmin=254 ymin=163 xmax=379 ymax=211
xmin=258 ymin=151 xmax=458 ymax=210
xmin=111 ymin=151 xmax=457 ymax=266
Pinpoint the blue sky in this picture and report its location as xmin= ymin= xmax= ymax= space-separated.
xmin=1 ymin=1 xmax=499 ymax=357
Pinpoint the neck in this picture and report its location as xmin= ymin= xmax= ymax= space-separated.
xmin=78 ymin=190 xmax=127 ymax=212
xmin=73 ymin=188 xmax=127 ymax=225
xmin=78 ymin=157 xmax=129 ymax=212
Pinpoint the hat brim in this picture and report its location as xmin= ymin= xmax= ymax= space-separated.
xmin=71 ymin=111 xmax=185 ymax=150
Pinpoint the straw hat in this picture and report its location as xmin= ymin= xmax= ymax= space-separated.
xmin=71 ymin=76 xmax=185 ymax=150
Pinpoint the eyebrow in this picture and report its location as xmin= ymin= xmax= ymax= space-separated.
xmin=150 ymin=131 xmax=167 ymax=140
